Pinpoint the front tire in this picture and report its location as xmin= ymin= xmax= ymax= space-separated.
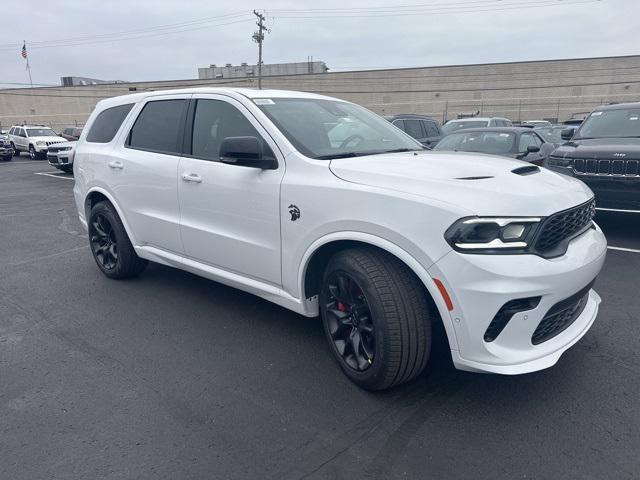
xmin=88 ymin=201 xmax=147 ymax=279
xmin=29 ymin=145 xmax=37 ymax=160
xmin=10 ymin=143 xmax=18 ymax=156
xmin=320 ymin=248 xmax=432 ymax=391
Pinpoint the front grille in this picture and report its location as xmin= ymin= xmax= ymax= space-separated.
xmin=46 ymin=140 xmax=63 ymax=147
xmin=533 ymin=199 xmax=595 ymax=256
xmin=531 ymin=280 xmax=595 ymax=345
xmin=572 ymin=157 xmax=640 ymax=177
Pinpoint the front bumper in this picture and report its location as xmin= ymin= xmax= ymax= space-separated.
xmin=0 ymin=146 xmax=12 ymax=156
xmin=428 ymin=225 xmax=607 ymax=374
xmin=47 ymin=152 xmax=72 ymax=167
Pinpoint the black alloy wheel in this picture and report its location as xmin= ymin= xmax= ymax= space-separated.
xmin=89 ymin=213 xmax=119 ymax=270
xmin=324 ymin=271 xmax=376 ymax=371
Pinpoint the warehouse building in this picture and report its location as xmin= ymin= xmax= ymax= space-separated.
xmin=198 ymin=61 xmax=328 ymax=79
xmin=1 ymin=55 xmax=640 ymax=131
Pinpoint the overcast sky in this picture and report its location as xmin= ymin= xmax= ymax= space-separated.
xmin=0 ymin=0 xmax=637 ymax=87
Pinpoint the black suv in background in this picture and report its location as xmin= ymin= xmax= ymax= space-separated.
xmin=60 ymin=127 xmax=83 ymax=141
xmin=546 ymin=102 xmax=640 ymax=213
xmin=385 ymin=114 xmax=443 ymax=148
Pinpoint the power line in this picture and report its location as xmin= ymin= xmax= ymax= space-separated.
xmin=268 ymin=0 xmax=602 ymax=18
xmin=0 ymin=11 xmax=253 ymax=50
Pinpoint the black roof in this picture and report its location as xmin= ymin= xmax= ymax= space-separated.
xmin=594 ymin=101 xmax=640 ymax=111
xmin=444 ymin=127 xmax=534 ymax=134
xmin=384 ymin=114 xmax=438 ymax=121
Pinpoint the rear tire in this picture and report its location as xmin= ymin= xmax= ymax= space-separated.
xmin=320 ymin=247 xmax=432 ymax=391
xmin=2 ymin=155 xmax=11 ymax=162
xmin=88 ymin=201 xmax=147 ymax=279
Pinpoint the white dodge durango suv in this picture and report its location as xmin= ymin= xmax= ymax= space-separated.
xmin=73 ymin=88 xmax=606 ymax=390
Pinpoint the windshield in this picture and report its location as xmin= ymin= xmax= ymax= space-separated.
xmin=576 ymin=108 xmax=640 ymax=139
xmin=442 ymin=120 xmax=489 ymax=135
xmin=434 ymin=131 xmax=515 ymax=155
xmin=26 ymin=128 xmax=57 ymax=137
xmin=254 ymin=98 xmax=422 ymax=159
xmin=534 ymin=126 xmax=565 ymax=143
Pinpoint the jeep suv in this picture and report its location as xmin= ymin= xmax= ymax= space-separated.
xmin=0 ymin=133 xmax=13 ymax=161
xmin=8 ymin=125 xmax=66 ymax=159
xmin=546 ymin=102 xmax=640 ymax=213
xmin=73 ymin=88 xmax=606 ymax=390
xmin=385 ymin=114 xmax=443 ymax=148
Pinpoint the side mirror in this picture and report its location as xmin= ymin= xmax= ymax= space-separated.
xmin=560 ymin=128 xmax=574 ymax=140
xmin=219 ymin=136 xmax=277 ymax=169
xmin=526 ymin=145 xmax=540 ymax=154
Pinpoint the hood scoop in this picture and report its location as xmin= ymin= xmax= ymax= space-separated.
xmin=511 ymin=165 xmax=540 ymax=176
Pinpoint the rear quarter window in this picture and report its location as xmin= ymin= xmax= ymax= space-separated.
xmin=126 ymin=99 xmax=187 ymax=155
xmin=86 ymin=103 xmax=134 ymax=143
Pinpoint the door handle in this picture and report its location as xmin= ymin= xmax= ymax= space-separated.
xmin=108 ymin=160 xmax=124 ymax=170
xmin=181 ymin=173 xmax=202 ymax=183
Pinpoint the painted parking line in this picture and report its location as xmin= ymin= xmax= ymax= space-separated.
xmin=607 ymin=245 xmax=640 ymax=254
xmin=0 ymin=160 xmax=45 ymax=165
xmin=597 ymin=207 xmax=640 ymax=214
xmin=34 ymin=172 xmax=74 ymax=180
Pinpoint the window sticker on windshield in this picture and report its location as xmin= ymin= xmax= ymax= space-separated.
xmin=591 ymin=111 xmax=603 ymax=116
xmin=629 ymin=116 xmax=638 ymax=121
xmin=499 ymin=133 xmax=510 ymax=137
xmin=253 ymin=98 xmax=275 ymax=105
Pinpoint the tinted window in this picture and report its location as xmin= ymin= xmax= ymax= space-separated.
xmin=518 ymin=133 xmax=539 ymax=152
xmin=87 ymin=103 xmax=134 ymax=143
xmin=127 ymin=100 xmax=186 ymax=154
xmin=63 ymin=128 xmax=73 ymax=135
xmin=391 ymin=119 xmax=404 ymax=130
xmin=403 ymin=119 xmax=424 ymax=139
xmin=423 ymin=120 xmax=440 ymax=137
xmin=19 ymin=129 xmax=26 ymax=137
xmin=191 ymin=99 xmax=272 ymax=161
xmin=9 ymin=127 xmax=15 ymax=135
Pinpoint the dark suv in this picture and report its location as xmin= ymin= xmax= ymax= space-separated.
xmin=385 ymin=114 xmax=443 ymax=148
xmin=545 ymin=102 xmax=640 ymax=213
xmin=60 ymin=127 xmax=83 ymax=141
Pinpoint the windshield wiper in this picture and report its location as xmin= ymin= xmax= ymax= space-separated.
xmin=314 ymin=152 xmax=363 ymax=160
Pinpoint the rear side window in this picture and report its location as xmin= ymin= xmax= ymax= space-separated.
xmin=86 ymin=103 xmax=134 ymax=143
xmin=127 ymin=99 xmax=186 ymax=154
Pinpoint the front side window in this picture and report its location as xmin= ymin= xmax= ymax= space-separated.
xmin=434 ymin=131 xmax=515 ymax=155
xmin=190 ymin=99 xmax=273 ymax=161
xmin=403 ymin=119 xmax=424 ymax=140
xmin=87 ymin=103 xmax=134 ymax=143
xmin=576 ymin=108 xmax=640 ymax=139
xmin=518 ymin=133 xmax=539 ymax=152
xmin=127 ymin=100 xmax=186 ymax=154
xmin=423 ymin=120 xmax=440 ymax=137
xmin=255 ymin=98 xmax=422 ymax=159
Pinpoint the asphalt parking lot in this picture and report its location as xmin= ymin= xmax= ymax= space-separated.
xmin=1 ymin=155 xmax=639 ymax=480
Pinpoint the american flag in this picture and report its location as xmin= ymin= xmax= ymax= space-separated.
xmin=21 ymin=42 xmax=27 ymax=59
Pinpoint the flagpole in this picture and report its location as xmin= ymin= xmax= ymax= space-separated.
xmin=24 ymin=40 xmax=33 ymax=88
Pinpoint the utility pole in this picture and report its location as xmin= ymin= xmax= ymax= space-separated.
xmin=252 ymin=10 xmax=267 ymax=89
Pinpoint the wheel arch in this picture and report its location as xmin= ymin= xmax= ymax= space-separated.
xmin=84 ymin=187 xmax=138 ymax=246
xmin=298 ymin=232 xmax=456 ymax=349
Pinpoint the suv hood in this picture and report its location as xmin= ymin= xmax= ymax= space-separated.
xmin=553 ymin=137 xmax=640 ymax=160
xmin=329 ymin=151 xmax=593 ymax=216
xmin=29 ymin=135 xmax=66 ymax=143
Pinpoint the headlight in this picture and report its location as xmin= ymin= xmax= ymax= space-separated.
xmin=59 ymin=147 xmax=72 ymax=151
xmin=445 ymin=217 xmax=541 ymax=253
xmin=547 ymin=156 xmax=572 ymax=167
xmin=36 ymin=141 xmax=46 ymax=146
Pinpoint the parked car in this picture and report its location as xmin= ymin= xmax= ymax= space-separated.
xmin=8 ymin=125 xmax=66 ymax=159
xmin=546 ymin=101 xmax=640 ymax=213
xmin=433 ymin=127 xmax=554 ymax=165
xmin=74 ymin=88 xmax=605 ymax=391
xmin=385 ymin=114 xmax=443 ymax=148
xmin=442 ymin=117 xmax=512 ymax=136
xmin=60 ymin=126 xmax=83 ymax=141
xmin=522 ymin=120 xmax=552 ymax=128
xmin=0 ymin=133 xmax=13 ymax=161
xmin=47 ymin=142 xmax=76 ymax=173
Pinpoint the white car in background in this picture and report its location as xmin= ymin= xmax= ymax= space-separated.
xmin=8 ymin=125 xmax=66 ymax=159
xmin=47 ymin=141 xmax=76 ymax=173
xmin=73 ymin=88 xmax=606 ymax=390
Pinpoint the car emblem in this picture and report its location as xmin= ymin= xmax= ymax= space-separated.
xmin=288 ymin=204 xmax=300 ymax=221
xmin=613 ymin=153 xmax=626 ymax=158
